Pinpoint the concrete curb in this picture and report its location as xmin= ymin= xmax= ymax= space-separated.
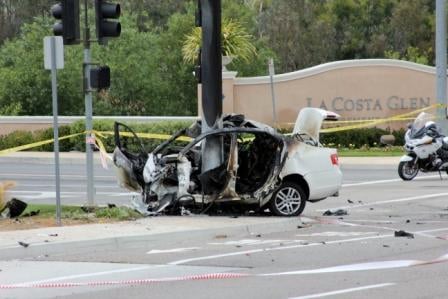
xmin=0 ymin=217 xmax=306 ymax=260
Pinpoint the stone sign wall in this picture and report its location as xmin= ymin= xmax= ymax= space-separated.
xmin=211 ymin=59 xmax=442 ymax=129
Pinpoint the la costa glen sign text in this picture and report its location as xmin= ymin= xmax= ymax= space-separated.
xmin=306 ymin=96 xmax=432 ymax=112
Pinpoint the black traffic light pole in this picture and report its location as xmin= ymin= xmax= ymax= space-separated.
xmin=83 ymin=0 xmax=95 ymax=207
xmin=200 ymin=0 xmax=223 ymax=174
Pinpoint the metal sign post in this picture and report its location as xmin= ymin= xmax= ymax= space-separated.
xmin=44 ymin=36 xmax=64 ymax=226
xmin=268 ymin=58 xmax=278 ymax=128
xmin=436 ymin=0 xmax=448 ymax=135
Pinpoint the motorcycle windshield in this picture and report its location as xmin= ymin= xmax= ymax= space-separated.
xmin=409 ymin=112 xmax=433 ymax=139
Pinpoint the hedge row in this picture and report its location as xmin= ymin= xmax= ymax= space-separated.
xmin=0 ymin=120 xmax=406 ymax=153
xmin=0 ymin=120 xmax=194 ymax=153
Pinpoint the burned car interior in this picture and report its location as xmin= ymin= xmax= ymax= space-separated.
xmin=113 ymin=110 xmax=342 ymax=217
xmin=114 ymin=115 xmax=287 ymax=214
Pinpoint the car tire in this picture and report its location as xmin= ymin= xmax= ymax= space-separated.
xmin=269 ymin=182 xmax=306 ymax=216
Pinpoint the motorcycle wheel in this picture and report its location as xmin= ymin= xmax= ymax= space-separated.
xmin=398 ymin=161 xmax=419 ymax=181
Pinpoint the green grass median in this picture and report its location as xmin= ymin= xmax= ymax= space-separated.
xmin=21 ymin=204 xmax=142 ymax=221
xmin=337 ymin=146 xmax=404 ymax=157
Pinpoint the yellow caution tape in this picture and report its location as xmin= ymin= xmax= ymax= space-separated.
xmin=0 ymin=132 xmax=84 ymax=157
xmin=96 ymin=130 xmax=193 ymax=142
xmin=320 ymin=104 xmax=444 ymax=133
xmin=0 ymin=104 xmax=445 ymax=156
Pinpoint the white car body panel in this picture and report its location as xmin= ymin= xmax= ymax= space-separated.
xmin=280 ymin=143 xmax=342 ymax=200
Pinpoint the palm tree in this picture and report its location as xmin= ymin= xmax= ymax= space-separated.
xmin=182 ymin=19 xmax=257 ymax=64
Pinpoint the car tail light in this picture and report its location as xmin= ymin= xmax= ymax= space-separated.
xmin=330 ymin=153 xmax=339 ymax=166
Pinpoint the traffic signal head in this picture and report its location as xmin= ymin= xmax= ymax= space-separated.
xmin=90 ymin=66 xmax=111 ymax=90
xmin=51 ymin=0 xmax=80 ymax=45
xmin=95 ymin=0 xmax=121 ymax=45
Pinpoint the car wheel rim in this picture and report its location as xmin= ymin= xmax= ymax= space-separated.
xmin=275 ymin=187 xmax=301 ymax=215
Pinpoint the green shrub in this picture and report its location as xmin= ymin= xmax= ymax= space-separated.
xmin=279 ymin=127 xmax=406 ymax=148
xmin=0 ymin=119 xmax=195 ymax=153
xmin=321 ymin=128 xmax=390 ymax=148
xmin=0 ymin=130 xmax=34 ymax=150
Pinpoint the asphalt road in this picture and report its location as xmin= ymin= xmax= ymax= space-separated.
xmin=0 ymin=158 xmax=435 ymax=205
xmin=1 ymin=158 xmax=448 ymax=298
xmin=0 ymin=160 xmax=134 ymax=206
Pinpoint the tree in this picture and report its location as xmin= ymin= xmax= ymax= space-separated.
xmin=182 ymin=19 xmax=257 ymax=64
xmin=0 ymin=0 xmax=54 ymax=44
xmin=0 ymin=18 xmax=84 ymax=115
xmin=259 ymin=0 xmax=337 ymax=73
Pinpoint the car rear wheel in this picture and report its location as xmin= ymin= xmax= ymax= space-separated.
xmin=269 ymin=182 xmax=306 ymax=216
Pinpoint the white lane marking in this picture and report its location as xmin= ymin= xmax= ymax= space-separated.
xmin=14 ymin=265 xmax=158 ymax=287
xmin=147 ymin=247 xmax=200 ymax=254
xmin=296 ymin=231 xmax=377 ymax=237
xmin=265 ymin=260 xmax=419 ymax=276
xmin=268 ymin=250 xmax=448 ymax=277
xmin=343 ymin=175 xmax=440 ymax=187
xmin=334 ymin=219 xmax=448 ymax=240
xmin=169 ymin=227 xmax=448 ymax=265
xmin=0 ymin=173 xmax=115 ymax=179
xmin=170 ymin=235 xmax=390 ymax=265
xmin=317 ymin=193 xmax=448 ymax=212
xmin=288 ymin=283 xmax=395 ymax=299
xmin=209 ymin=239 xmax=305 ymax=246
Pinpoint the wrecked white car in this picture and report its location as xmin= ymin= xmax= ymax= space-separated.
xmin=113 ymin=108 xmax=342 ymax=217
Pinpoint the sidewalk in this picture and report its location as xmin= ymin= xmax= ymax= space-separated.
xmin=0 ymin=216 xmax=305 ymax=259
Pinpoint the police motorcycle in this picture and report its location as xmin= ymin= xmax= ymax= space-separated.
xmin=398 ymin=112 xmax=448 ymax=180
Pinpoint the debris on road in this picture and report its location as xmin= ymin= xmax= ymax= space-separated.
xmin=347 ymin=199 xmax=354 ymax=204
xmin=394 ymin=230 xmax=414 ymax=238
xmin=383 ymin=245 xmax=390 ymax=248
xmin=323 ymin=209 xmax=348 ymax=216
xmin=22 ymin=210 xmax=40 ymax=217
xmin=18 ymin=241 xmax=29 ymax=248
xmin=0 ymin=182 xmax=28 ymax=218
xmin=38 ymin=233 xmax=59 ymax=237
xmin=2 ymin=198 xmax=28 ymax=218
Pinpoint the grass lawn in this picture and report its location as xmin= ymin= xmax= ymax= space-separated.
xmin=337 ymin=146 xmax=404 ymax=157
xmin=1 ymin=204 xmax=143 ymax=231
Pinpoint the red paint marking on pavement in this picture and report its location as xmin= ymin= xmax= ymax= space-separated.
xmin=0 ymin=272 xmax=249 ymax=289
